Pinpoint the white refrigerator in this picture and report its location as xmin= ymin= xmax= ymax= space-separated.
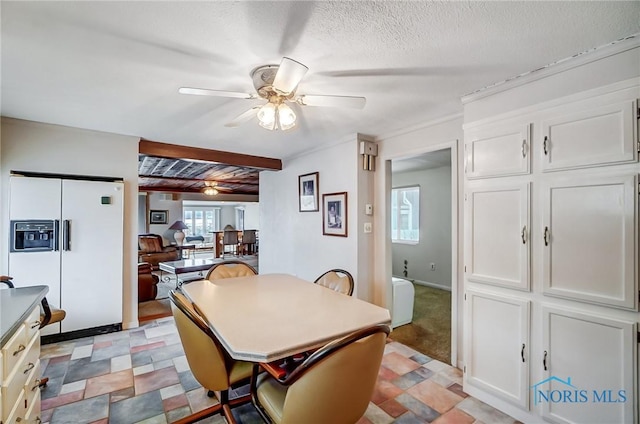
xmin=8 ymin=175 xmax=124 ymax=335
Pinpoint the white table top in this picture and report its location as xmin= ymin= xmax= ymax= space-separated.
xmin=181 ymin=273 xmax=391 ymax=362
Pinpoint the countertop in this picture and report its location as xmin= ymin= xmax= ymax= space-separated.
xmin=1 ymin=285 xmax=48 ymax=346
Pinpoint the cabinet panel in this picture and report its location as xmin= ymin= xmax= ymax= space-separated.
xmin=540 ymin=306 xmax=636 ymax=424
xmin=465 ymin=123 xmax=531 ymax=178
xmin=466 ymin=182 xmax=530 ymax=290
xmin=541 ymin=100 xmax=637 ymax=171
xmin=465 ymin=289 xmax=530 ymax=409
xmin=541 ymin=174 xmax=637 ymax=309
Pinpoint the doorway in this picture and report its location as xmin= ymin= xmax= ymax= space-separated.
xmin=389 ymin=148 xmax=453 ymax=363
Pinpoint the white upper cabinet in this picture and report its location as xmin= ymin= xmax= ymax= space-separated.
xmin=541 ymin=174 xmax=638 ymax=310
xmin=466 ymin=182 xmax=530 ymax=290
xmin=540 ymin=306 xmax=636 ymax=424
xmin=541 ymin=100 xmax=638 ymax=172
xmin=465 ymin=123 xmax=531 ymax=179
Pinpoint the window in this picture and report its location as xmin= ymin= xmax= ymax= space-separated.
xmin=183 ymin=206 xmax=221 ymax=236
xmin=391 ymin=186 xmax=419 ymax=243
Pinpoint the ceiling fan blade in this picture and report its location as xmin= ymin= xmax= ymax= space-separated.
xmin=224 ymin=106 xmax=261 ymax=128
xmin=179 ymin=87 xmax=255 ymax=99
xmin=297 ymin=94 xmax=366 ymax=110
xmin=272 ymin=57 xmax=308 ymax=95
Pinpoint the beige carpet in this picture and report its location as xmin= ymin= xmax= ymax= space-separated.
xmin=390 ymin=284 xmax=451 ymax=363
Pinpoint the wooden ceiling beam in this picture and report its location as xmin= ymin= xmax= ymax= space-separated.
xmin=140 ymin=139 xmax=282 ymax=171
xmin=139 ymin=186 xmax=257 ymax=195
xmin=139 ymin=175 xmax=260 ymax=186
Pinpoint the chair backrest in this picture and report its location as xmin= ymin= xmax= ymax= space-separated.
xmin=205 ymin=260 xmax=258 ymax=280
xmin=313 ymin=269 xmax=354 ymax=296
xmin=169 ymin=290 xmax=232 ymax=391
xmin=223 ymin=230 xmax=238 ymax=245
xmin=281 ymin=324 xmax=390 ymax=424
xmin=138 ymin=234 xmax=164 ymax=253
xmin=241 ymin=230 xmax=256 ymax=244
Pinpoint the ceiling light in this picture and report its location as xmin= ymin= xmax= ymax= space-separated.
xmin=203 ymin=186 xmax=218 ymax=196
xmin=257 ymin=100 xmax=296 ymax=131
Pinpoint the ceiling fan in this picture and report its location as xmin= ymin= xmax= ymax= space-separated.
xmin=179 ymin=57 xmax=366 ymax=131
xmin=202 ymin=181 xmax=231 ymax=196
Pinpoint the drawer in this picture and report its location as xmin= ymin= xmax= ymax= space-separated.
xmin=23 ymin=307 xmax=42 ymax=342
xmin=2 ymin=336 xmax=39 ymax=417
xmin=2 ymin=388 xmax=25 ymax=424
xmin=2 ymin=324 xmax=26 ymax=380
xmin=24 ymin=389 xmax=41 ymax=424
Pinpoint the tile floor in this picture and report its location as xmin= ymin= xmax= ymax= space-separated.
xmin=39 ymin=317 xmax=519 ymax=424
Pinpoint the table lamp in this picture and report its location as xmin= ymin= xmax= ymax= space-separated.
xmin=169 ymin=220 xmax=189 ymax=246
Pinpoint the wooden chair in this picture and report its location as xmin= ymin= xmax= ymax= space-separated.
xmin=222 ymin=230 xmax=240 ymax=257
xmin=313 ymin=269 xmax=354 ymax=296
xmin=205 ymin=260 xmax=258 ymax=281
xmin=169 ymin=290 xmax=253 ymax=424
xmin=240 ymin=229 xmax=257 ymax=256
xmin=251 ymin=324 xmax=390 ymax=424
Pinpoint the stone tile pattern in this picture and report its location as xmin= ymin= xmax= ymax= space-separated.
xmin=39 ymin=317 xmax=518 ymax=424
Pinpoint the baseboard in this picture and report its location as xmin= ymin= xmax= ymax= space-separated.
xmin=412 ymin=279 xmax=452 ymax=292
xmin=41 ymin=323 xmax=122 ymax=345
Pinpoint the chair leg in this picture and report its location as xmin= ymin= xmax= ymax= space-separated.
xmin=38 ymin=377 xmax=49 ymax=389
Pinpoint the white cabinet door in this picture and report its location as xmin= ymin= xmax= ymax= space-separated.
xmin=466 ymin=182 xmax=530 ymax=290
xmin=61 ymin=180 xmax=124 ymax=332
xmin=464 ymin=289 xmax=530 ymax=410
xmin=465 ymin=123 xmax=531 ymax=179
xmin=541 ymin=100 xmax=638 ymax=172
xmin=541 ymin=174 xmax=637 ymax=310
xmin=539 ymin=306 xmax=636 ymax=424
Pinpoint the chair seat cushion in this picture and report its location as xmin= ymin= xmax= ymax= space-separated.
xmin=256 ymin=373 xmax=288 ymax=424
xmin=229 ymin=360 xmax=253 ymax=385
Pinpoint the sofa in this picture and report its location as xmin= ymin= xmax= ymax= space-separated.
xmin=138 ymin=234 xmax=180 ymax=270
xmin=138 ymin=262 xmax=160 ymax=302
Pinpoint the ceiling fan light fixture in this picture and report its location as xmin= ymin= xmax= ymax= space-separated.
xmin=203 ymin=186 xmax=218 ymax=196
xmin=278 ymin=103 xmax=296 ymax=130
xmin=272 ymin=57 xmax=308 ymax=95
xmin=257 ymin=102 xmax=277 ymax=130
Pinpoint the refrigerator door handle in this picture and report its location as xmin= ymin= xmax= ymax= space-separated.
xmin=63 ymin=220 xmax=71 ymax=251
xmin=53 ymin=220 xmax=60 ymax=251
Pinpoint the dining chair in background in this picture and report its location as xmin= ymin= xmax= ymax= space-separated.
xmin=169 ymin=290 xmax=253 ymax=424
xmin=205 ymin=260 xmax=258 ymax=281
xmin=313 ymin=269 xmax=354 ymax=296
xmin=222 ymin=230 xmax=240 ymax=257
xmin=240 ymin=229 xmax=257 ymax=256
xmin=251 ymin=324 xmax=391 ymax=424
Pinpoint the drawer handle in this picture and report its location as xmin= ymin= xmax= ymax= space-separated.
xmin=13 ymin=344 xmax=26 ymax=356
xmin=521 ymin=343 xmax=525 ymax=362
xmin=23 ymin=362 xmax=35 ymax=374
xmin=32 ymin=379 xmax=42 ymax=391
xmin=521 ymin=139 xmax=527 ymax=158
xmin=31 ymin=320 xmax=41 ymax=329
xmin=521 ymin=226 xmax=527 ymax=244
xmin=543 ymin=136 xmax=549 ymax=155
xmin=543 ymin=350 xmax=548 ymax=371
xmin=36 ymin=418 xmax=42 ymax=424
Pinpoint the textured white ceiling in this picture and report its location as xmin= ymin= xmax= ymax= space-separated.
xmin=2 ymin=1 xmax=638 ymax=160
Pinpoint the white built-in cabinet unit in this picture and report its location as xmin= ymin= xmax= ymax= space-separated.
xmin=463 ymin=79 xmax=639 ymax=423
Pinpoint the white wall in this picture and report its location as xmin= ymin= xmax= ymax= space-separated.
xmin=259 ymin=139 xmax=359 ymax=284
xmin=0 ymin=118 xmax=140 ymax=329
xmin=391 ymin=165 xmax=452 ymax=289
xmin=147 ymin=192 xmax=183 ymax=244
xmin=374 ymin=116 xmax=463 ymax=366
xmin=243 ymin=202 xmax=259 ymax=229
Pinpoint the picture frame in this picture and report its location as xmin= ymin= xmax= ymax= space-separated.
xmin=149 ymin=209 xmax=168 ymax=225
xmin=322 ymin=192 xmax=348 ymax=237
xmin=298 ymin=172 xmax=319 ymax=212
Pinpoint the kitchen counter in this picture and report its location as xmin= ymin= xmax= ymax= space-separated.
xmin=0 ymin=285 xmax=48 ymax=346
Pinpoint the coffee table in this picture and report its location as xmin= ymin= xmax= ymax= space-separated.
xmin=158 ymin=258 xmax=215 ymax=286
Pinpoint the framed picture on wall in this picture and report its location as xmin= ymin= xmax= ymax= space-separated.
xmin=299 ymin=172 xmax=319 ymax=212
xmin=149 ymin=210 xmax=168 ymax=224
xmin=322 ymin=192 xmax=347 ymax=237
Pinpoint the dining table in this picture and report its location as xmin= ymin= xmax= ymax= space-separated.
xmin=180 ymin=273 xmax=391 ymax=362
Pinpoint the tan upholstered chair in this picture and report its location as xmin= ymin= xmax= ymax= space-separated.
xmin=313 ymin=269 xmax=354 ymax=296
xmin=251 ymin=324 xmax=390 ymax=424
xmin=169 ymin=290 xmax=253 ymax=424
xmin=205 ymin=260 xmax=258 ymax=281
